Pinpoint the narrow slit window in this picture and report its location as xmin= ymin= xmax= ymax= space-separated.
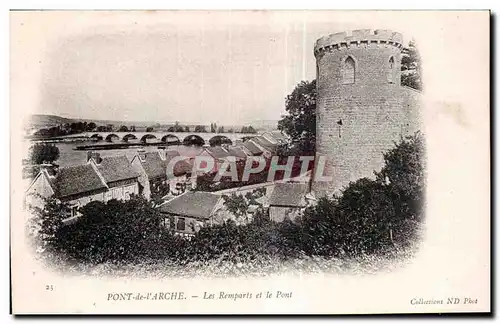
xmin=343 ymin=56 xmax=355 ymax=84
xmin=387 ymin=56 xmax=395 ymax=83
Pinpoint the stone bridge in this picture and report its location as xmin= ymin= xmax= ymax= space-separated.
xmin=64 ymin=131 xmax=256 ymax=145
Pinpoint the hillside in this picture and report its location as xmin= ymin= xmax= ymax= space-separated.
xmin=27 ymin=114 xmax=78 ymax=128
xmin=26 ymin=114 xmax=273 ymax=132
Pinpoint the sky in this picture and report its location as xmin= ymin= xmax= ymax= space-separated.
xmin=12 ymin=11 xmax=419 ymax=125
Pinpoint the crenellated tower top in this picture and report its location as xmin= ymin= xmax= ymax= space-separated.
xmin=314 ymin=29 xmax=404 ymax=57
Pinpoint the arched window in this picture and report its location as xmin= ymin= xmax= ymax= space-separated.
xmin=387 ymin=56 xmax=395 ymax=83
xmin=342 ymin=56 xmax=355 ymax=84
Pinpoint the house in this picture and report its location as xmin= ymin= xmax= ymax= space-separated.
xmin=131 ymin=150 xmax=193 ymax=201
xmin=240 ymin=141 xmax=264 ymax=156
xmin=25 ymin=153 xmax=140 ymax=223
xmin=88 ymin=153 xmax=140 ymax=202
xmin=227 ymin=146 xmax=248 ymax=162
xmin=198 ymin=146 xmax=232 ymax=174
xmin=131 ymin=151 xmax=170 ymax=201
xmin=268 ymin=183 xmax=308 ymax=223
xmin=262 ymin=131 xmax=288 ymax=145
xmin=157 ymin=191 xmax=224 ymax=236
xmin=248 ymin=136 xmax=277 ymax=158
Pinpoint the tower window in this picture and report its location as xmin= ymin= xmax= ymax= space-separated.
xmin=387 ymin=56 xmax=395 ymax=83
xmin=342 ymin=56 xmax=355 ymax=84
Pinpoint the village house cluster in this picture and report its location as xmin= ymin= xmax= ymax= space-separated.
xmin=24 ymin=131 xmax=309 ymax=232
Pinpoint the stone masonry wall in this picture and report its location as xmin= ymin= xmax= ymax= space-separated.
xmin=312 ymin=29 xmax=421 ymax=197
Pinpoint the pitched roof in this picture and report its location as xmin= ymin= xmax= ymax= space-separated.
xmin=95 ymin=155 xmax=139 ymax=183
xmin=158 ymin=191 xmax=221 ymax=219
xmin=139 ymin=152 xmax=166 ymax=180
xmin=227 ymin=146 xmax=248 ymax=159
xmin=269 ymin=183 xmax=308 ymax=207
xmin=50 ymin=164 xmax=107 ymax=198
xmin=205 ymin=146 xmax=230 ymax=159
xmin=243 ymin=141 xmax=263 ymax=155
xmin=165 ymin=150 xmax=180 ymax=158
xmin=251 ymin=136 xmax=277 ymax=151
xmin=263 ymin=131 xmax=287 ymax=143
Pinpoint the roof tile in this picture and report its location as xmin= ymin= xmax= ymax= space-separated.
xmin=158 ymin=191 xmax=221 ymax=219
xmin=95 ymin=155 xmax=139 ymax=183
xmin=51 ymin=164 xmax=107 ymax=198
xmin=269 ymin=183 xmax=308 ymax=207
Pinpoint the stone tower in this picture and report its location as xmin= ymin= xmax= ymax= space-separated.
xmin=312 ymin=29 xmax=420 ymax=197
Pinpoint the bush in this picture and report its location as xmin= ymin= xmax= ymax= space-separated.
xmin=52 ymin=196 xmax=166 ymax=264
xmin=29 ymin=143 xmax=60 ymax=164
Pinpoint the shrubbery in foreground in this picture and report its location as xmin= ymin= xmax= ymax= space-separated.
xmin=28 ymin=132 xmax=425 ymax=274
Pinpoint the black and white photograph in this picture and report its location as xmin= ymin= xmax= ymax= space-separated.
xmin=10 ymin=10 xmax=490 ymax=314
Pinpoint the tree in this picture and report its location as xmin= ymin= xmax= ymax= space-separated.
xmin=211 ymin=123 xmax=217 ymax=133
xmin=118 ymin=125 xmax=129 ymax=132
xmin=29 ymin=143 xmax=60 ymax=164
xmin=86 ymin=122 xmax=97 ymax=131
xmin=96 ymin=125 xmax=107 ymax=132
xmin=298 ymin=131 xmax=425 ymax=257
xmin=375 ymin=132 xmax=425 ymax=222
xmin=174 ymin=121 xmax=182 ymax=132
xmin=401 ymin=40 xmax=422 ymax=91
xmin=278 ymin=79 xmax=316 ymax=156
xmin=222 ymin=194 xmax=248 ymax=218
xmin=194 ymin=125 xmax=207 ymax=133
xmin=146 ymin=126 xmax=154 ymax=132
xmin=167 ymin=126 xmax=175 ymax=132
xmin=240 ymin=125 xmax=257 ymax=134
xmin=106 ymin=124 xmax=114 ymax=132
xmin=130 ymin=125 xmax=136 ymax=132
xmin=53 ymin=196 xmax=165 ymax=263
xmin=27 ymin=196 xmax=70 ymax=253
xmin=209 ymin=135 xmax=232 ymax=147
xmin=217 ymin=126 xmax=225 ymax=133
xmin=184 ymin=126 xmax=190 ymax=132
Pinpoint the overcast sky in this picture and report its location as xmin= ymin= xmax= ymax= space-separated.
xmin=13 ymin=11 xmax=418 ymax=125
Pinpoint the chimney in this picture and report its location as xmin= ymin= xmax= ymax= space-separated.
xmin=137 ymin=149 xmax=146 ymax=162
xmin=40 ymin=163 xmax=58 ymax=177
xmin=87 ymin=151 xmax=102 ymax=164
xmin=158 ymin=148 xmax=166 ymax=161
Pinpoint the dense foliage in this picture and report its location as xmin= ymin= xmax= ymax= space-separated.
xmin=209 ymin=135 xmax=233 ymax=147
xmin=240 ymin=126 xmax=257 ymax=134
xmin=32 ymin=121 xmax=98 ymax=138
xmin=401 ymin=40 xmax=422 ymax=91
xmin=278 ymin=79 xmax=316 ymax=156
xmin=29 ymin=143 xmax=60 ymax=164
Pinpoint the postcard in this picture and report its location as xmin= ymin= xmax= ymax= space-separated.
xmin=10 ymin=10 xmax=490 ymax=314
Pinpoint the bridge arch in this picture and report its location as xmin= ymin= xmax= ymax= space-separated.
xmin=183 ymin=134 xmax=205 ymax=146
xmin=90 ymin=134 xmax=103 ymax=141
xmin=105 ymin=133 xmax=120 ymax=142
xmin=140 ymin=134 xmax=157 ymax=143
xmin=161 ymin=134 xmax=181 ymax=145
xmin=209 ymin=135 xmax=233 ymax=147
xmin=122 ymin=133 xmax=138 ymax=142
